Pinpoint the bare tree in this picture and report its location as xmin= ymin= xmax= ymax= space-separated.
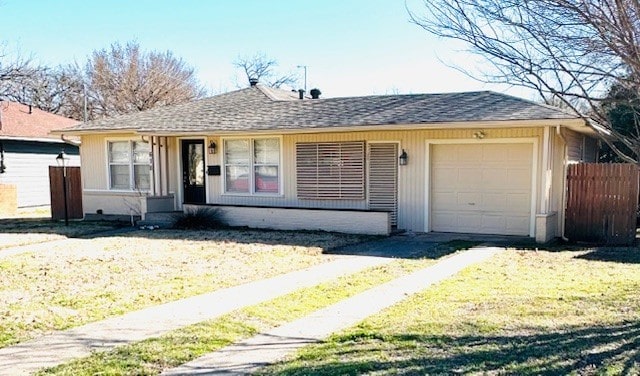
xmin=409 ymin=0 xmax=640 ymax=163
xmin=233 ymin=52 xmax=297 ymax=88
xmin=1 ymin=42 xmax=206 ymax=121
xmin=76 ymin=41 xmax=206 ymax=119
xmin=2 ymin=67 xmax=78 ymax=115
xmin=0 ymin=47 xmax=39 ymax=100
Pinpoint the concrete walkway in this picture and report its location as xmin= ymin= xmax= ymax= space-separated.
xmin=0 ymin=254 xmax=393 ymax=376
xmin=161 ymin=246 xmax=503 ymax=376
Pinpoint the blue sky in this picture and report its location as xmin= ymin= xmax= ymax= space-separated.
xmin=0 ymin=0 xmax=531 ymax=98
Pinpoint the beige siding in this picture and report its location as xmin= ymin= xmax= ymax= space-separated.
xmin=82 ymin=127 xmax=555 ymax=235
xmin=207 ymin=127 xmax=544 ymax=232
xmin=80 ymin=134 xmax=109 ymax=189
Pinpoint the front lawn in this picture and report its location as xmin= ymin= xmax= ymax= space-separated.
xmin=0 ymin=228 xmax=367 ymax=348
xmin=262 ymin=247 xmax=640 ymax=375
xmin=38 ymin=258 xmax=438 ymax=375
xmin=0 ymin=218 xmax=122 ymax=249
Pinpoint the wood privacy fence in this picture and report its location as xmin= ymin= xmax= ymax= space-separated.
xmin=49 ymin=166 xmax=83 ymax=221
xmin=565 ymin=163 xmax=639 ymax=245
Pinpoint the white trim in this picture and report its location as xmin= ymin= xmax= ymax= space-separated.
xmin=104 ymin=136 xmax=151 ymax=192
xmin=220 ymin=135 xmax=284 ymax=197
xmin=424 ymin=138 xmax=539 ymax=238
xmin=540 ymin=126 xmax=551 ymax=214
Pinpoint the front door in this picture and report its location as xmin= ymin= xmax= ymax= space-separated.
xmin=181 ymin=139 xmax=206 ymax=204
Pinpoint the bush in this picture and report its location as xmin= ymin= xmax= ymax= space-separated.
xmin=173 ymin=207 xmax=225 ymax=230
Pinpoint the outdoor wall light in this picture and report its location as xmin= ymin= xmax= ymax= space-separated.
xmin=473 ymin=130 xmax=486 ymax=139
xmin=399 ymin=149 xmax=408 ymax=166
xmin=208 ymin=141 xmax=217 ymax=154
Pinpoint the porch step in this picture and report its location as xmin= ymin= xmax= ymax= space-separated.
xmin=138 ymin=211 xmax=182 ymax=229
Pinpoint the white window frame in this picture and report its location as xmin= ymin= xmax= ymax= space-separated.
xmin=222 ymin=136 xmax=283 ymax=196
xmin=105 ymin=138 xmax=151 ymax=192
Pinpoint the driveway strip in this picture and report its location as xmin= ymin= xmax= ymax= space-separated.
xmin=161 ymin=246 xmax=503 ymax=376
xmin=0 ymin=254 xmax=392 ymax=375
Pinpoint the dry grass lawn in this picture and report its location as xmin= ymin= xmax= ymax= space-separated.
xmin=0 ymin=217 xmax=121 ymax=250
xmin=262 ymin=246 xmax=640 ymax=375
xmin=0 ymin=228 xmax=368 ymax=348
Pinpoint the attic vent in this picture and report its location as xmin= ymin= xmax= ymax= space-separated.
xmin=249 ymin=77 xmax=259 ymax=86
xmin=310 ymin=88 xmax=321 ymax=99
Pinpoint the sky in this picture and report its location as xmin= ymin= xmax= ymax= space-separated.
xmin=0 ymin=0 xmax=534 ymax=99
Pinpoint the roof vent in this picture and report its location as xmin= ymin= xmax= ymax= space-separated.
xmin=310 ymin=88 xmax=321 ymax=99
xmin=298 ymin=89 xmax=305 ymax=100
xmin=249 ymin=77 xmax=259 ymax=86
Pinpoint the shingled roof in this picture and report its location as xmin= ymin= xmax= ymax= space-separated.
xmin=0 ymin=101 xmax=79 ymax=139
xmin=58 ymin=85 xmax=581 ymax=134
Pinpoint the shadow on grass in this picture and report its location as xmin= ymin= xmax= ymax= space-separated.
xmin=272 ymin=321 xmax=640 ymax=375
xmin=0 ymin=217 xmax=129 ymax=238
xmin=575 ymin=247 xmax=640 ymax=264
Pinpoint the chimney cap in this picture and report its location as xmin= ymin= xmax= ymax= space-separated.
xmin=249 ymin=77 xmax=259 ymax=86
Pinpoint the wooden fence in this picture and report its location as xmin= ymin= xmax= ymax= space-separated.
xmin=565 ymin=163 xmax=639 ymax=245
xmin=49 ymin=166 xmax=83 ymax=221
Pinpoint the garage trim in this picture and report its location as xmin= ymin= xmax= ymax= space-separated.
xmin=424 ymin=138 xmax=539 ymax=237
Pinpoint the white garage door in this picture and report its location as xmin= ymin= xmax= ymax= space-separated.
xmin=430 ymin=143 xmax=533 ymax=236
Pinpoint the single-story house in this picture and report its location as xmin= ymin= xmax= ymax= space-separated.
xmin=52 ymin=83 xmax=598 ymax=242
xmin=0 ymin=101 xmax=79 ymax=214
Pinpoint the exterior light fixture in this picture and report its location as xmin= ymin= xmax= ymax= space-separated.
xmin=208 ymin=141 xmax=217 ymax=154
xmin=55 ymin=150 xmax=70 ymax=226
xmin=399 ymin=149 xmax=408 ymax=166
xmin=473 ymin=130 xmax=486 ymax=139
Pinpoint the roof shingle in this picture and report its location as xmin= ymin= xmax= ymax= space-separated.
xmin=58 ymin=86 xmax=580 ymax=134
xmin=0 ymin=101 xmax=79 ymax=139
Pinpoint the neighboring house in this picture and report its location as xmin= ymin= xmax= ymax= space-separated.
xmin=53 ymin=83 xmax=598 ymax=242
xmin=0 ymin=101 xmax=79 ymax=211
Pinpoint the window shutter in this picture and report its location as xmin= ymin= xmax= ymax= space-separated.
xmin=296 ymin=141 xmax=365 ymax=199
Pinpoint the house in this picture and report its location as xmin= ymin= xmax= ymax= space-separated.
xmin=52 ymin=84 xmax=598 ymax=242
xmin=0 ymin=101 xmax=79 ymax=215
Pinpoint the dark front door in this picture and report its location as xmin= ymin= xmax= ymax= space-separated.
xmin=181 ymin=140 xmax=206 ymax=204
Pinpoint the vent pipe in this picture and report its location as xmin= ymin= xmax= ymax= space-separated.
xmin=298 ymin=89 xmax=305 ymax=100
xmin=249 ymin=77 xmax=259 ymax=86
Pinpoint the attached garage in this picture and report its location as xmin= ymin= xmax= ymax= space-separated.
xmin=428 ymin=141 xmax=536 ymax=236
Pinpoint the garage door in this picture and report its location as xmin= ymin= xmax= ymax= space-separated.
xmin=430 ymin=143 xmax=533 ymax=236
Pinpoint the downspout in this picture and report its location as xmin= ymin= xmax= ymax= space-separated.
xmin=556 ymin=126 xmax=570 ymax=241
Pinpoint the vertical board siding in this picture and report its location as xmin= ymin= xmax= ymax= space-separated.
xmin=86 ymin=127 xmax=544 ymax=233
xmin=208 ymin=127 xmax=543 ymax=232
xmin=565 ymin=163 xmax=638 ymax=245
xmin=49 ymin=166 xmax=83 ymax=220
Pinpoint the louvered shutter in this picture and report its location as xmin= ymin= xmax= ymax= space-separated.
xmin=296 ymin=141 xmax=365 ymax=199
xmin=368 ymin=143 xmax=398 ymax=225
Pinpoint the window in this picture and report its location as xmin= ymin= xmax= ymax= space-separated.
xmin=296 ymin=141 xmax=365 ymax=199
xmin=224 ymin=138 xmax=280 ymax=194
xmin=108 ymin=140 xmax=150 ymax=190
